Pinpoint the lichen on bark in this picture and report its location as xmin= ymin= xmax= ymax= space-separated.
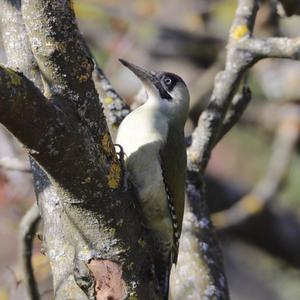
xmin=0 ymin=0 xmax=160 ymax=299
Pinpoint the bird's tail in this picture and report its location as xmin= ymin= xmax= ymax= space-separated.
xmin=156 ymin=255 xmax=172 ymax=300
xmin=157 ymin=268 xmax=170 ymax=300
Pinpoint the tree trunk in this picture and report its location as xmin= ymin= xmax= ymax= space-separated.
xmin=0 ymin=1 xmax=159 ymax=299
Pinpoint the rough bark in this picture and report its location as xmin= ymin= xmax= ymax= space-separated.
xmin=188 ymin=0 xmax=260 ymax=174
xmin=178 ymin=0 xmax=300 ymax=298
xmin=2 ymin=0 xmax=300 ymax=299
xmin=0 ymin=1 xmax=159 ymax=299
xmin=171 ymin=179 xmax=229 ymax=300
xmin=19 ymin=203 xmax=41 ymax=300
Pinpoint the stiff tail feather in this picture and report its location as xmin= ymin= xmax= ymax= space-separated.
xmin=156 ymin=254 xmax=172 ymax=300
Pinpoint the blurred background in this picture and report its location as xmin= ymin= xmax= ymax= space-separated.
xmin=1 ymin=0 xmax=300 ymax=299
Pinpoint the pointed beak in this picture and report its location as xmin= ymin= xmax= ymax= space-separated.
xmin=119 ymin=59 xmax=172 ymax=100
xmin=119 ymin=59 xmax=155 ymax=83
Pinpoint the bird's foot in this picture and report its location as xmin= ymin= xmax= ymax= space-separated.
xmin=114 ymin=144 xmax=130 ymax=191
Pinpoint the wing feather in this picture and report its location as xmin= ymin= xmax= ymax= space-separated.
xmin=160 ymin=126 xmax=186 ymax=262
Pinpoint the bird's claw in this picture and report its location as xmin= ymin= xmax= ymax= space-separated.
xmin=114 ymin=144 xmax=130 ymax=191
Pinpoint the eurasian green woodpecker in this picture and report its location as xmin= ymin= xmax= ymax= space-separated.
xmin=116 ymin=59 xmax=189 ymax=299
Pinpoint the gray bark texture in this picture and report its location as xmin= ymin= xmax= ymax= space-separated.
xmin=2 ymin=0 xmax=300 ymax=299
xmin=0 ymin=1 xmax=159 ymax=299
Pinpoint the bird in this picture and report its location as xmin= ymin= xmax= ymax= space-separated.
xmin=116 ymin=59 xmax=189 ymax=299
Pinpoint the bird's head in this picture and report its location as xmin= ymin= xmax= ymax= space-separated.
xmin=119 ymin=59 xmax=190 ymax=125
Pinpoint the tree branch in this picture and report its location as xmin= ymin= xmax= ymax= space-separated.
xmin=92 ymin=60 xmax=131 ymax=129
xmin=19 ymin=203 xmax=41 ymax=300
xmin=189 ymin=60 xmax=224 ymax=124
xmin=213 ymin=111 xmax=299 ymax=229
xmin=22 ymin=0 xmax=105 ymax=144
xmin=178 ymin=2 xmax=260 ymax=298
xmin=205 ymin=175 xmax=300 ymax=269
xmin=1 ymin=3 xmax=45 ymax=299
xmin=171 ymin=179 xmax=229 ymax=300
xmin=188 ymin=1 xmax=300 ymax=177
xmin=0 ymin=65 xmax=62 ymax=156
xmin=59 ymin=16 xmax=131 ymax=132
xmin=0 ymin=0 xmax=42 ymax=86
xmin=20 ymin=0 xmax=123 ymax=192
xmin=188 ymin=0 xmax=259 ymax=174
xmin=216 ymin=85 xmax=252 ymax=145
xmin=182 ymin=0 xmax=300 ymax=291
xmin=239 ymin=37 xmax=300 ymax=59
xmin=0 ymin=157 xmax=31 ymax=173
xmin=0 ymin=1 xmax=160 ymax=299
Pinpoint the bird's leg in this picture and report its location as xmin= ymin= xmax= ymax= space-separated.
xmin=114 ymin=144 xmax=130 ymax=191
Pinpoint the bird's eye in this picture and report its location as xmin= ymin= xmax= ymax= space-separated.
xmin=164 ymin=77 xmax=172 ymax=86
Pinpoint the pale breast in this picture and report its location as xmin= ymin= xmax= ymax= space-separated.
xmin=116 ymin=104 xmax=174 ymax=254
xmin=116 ymin=104 xmax=168 ymax=158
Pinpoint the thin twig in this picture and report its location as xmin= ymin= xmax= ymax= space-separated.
xmin=92 ymin=60 xmax=131 ymax=128
xmin=189 ymin=60 xmax=224 ymax=123
xmin=19 ymin=202 xmax=41 ymax=300
xmin=0 ymin=157 xmax=31 ymax=173
xmin=213 ymin=110 xmax=300 ymax=229
xmin=215 ymin=85 xmax=252 ymax=145
xmin=239 ymin=37 xmax=300 ymax=59
xmin=79 ymin=38 xmax=130 ymax=128
xmin=188 ymin=0 xmax=300 ymax=176
xmin=6 ymin=266 xmax=22 ymax=287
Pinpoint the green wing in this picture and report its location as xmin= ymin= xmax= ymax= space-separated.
xmin=160 ymin=125 xmax=187 ymax=262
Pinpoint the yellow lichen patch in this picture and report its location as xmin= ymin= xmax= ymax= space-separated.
xmin=0 ymin=288 xmax=8 ymax=300
xmin=44 ymin=41 xmax=62 ymax=53
xmin=101 ymin=132 xmax=121 ymax=189
xmin=212 ymin=194 xmax=263 ymax=228
xmin=68 ymin=0 xmax=74 ymax=11
xmin=232 ymin=24 xmax=249 ymax=40
xmin=211 ymin=212 xmax=228 ymax=228
xmin=101 ymin=132 xmax=114 ymax=155
xmin=107 ymin=161 xmax=121 ymax=189
xmin=127 ymin=262 xmax=134 ymax=271
xmin=79 ymin=244 xmax=92 ymax=258
xmin=103 ymin=226 xmax=116 ymax=236
xmin=77 ymin=73 xmax=89 ymax=82
xmin=240 ymin=194 xmax=263 ymax=214
xmin=138 ymin=238 xmax=146 ymax=248
xmin=81 ymin=176 xmax=91 ymax=184
xmin=104 ymin=97 xmax=113 ymax=105
xmin=6 ymin=68 xmax=22 ymax=86
xmin=32 ymin=252 xmax=50 ymax=280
